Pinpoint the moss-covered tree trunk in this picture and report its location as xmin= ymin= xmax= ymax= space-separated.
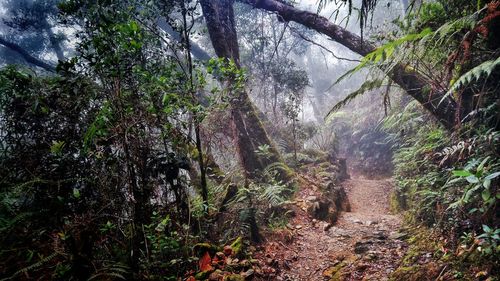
xmin=200 ymin=0 xmax=292 ymax=181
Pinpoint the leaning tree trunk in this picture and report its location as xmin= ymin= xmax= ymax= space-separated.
xmin=200 ymin=0 xmax=293 ymax=182
xmin=239 ymin=0 xmax=458 ymax=130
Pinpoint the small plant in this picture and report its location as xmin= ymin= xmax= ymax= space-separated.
xmin=477 ymin=225 xmax=500 ymax=256
xmin=447 ymin=157 xmax=500 ymax=212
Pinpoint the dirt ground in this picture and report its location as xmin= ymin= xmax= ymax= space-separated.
xmin=254 ymin=174 xmax=409 ymax=281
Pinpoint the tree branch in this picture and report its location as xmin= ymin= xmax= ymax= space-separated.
xmin=239 ymin=0 xmax=457 ymax=129
xmin=0 ymin=36 xmax=56 ymax=72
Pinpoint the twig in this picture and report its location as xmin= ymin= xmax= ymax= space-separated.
xmin=288 ymin=26 xmax=361 ymax=63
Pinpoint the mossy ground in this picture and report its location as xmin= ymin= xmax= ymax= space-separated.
xmin=389 ymin=224 xmax=496 ymax=281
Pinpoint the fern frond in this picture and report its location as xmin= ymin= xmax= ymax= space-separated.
xmin=325 ymin=79 xmax=384 ymax=120
xmin=0 ymin=212 xmax=32 ymax=233
xmin=2 ymin=253 xmax=58 ymax=281
xmin=431 ymin=8 xmax=484 ymax=46
xmin=439 ymin=56 xmax=500 ymax=105
xmin=87 ymin=262 xmax=129 ymax=281
xmin=264 ymin=162 xmax=290 ymax=175
xmin=331 ymin=28 xmax=433 ymax=86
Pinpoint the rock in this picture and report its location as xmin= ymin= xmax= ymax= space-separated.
xmin=223 ymin=245 xmax=233 ymax=256
xmin=373 ymin=231 xmax=387 ymax=240
xmin=354 ymin=242 xmax=370 ymax=254
xmin=224 ymin=273 xmax=245 ymax=281
xmin=306 ymin=195 xmax=318 ymax=201
xmin=363 ymin=252 xmax=377 ymax=261
xmin=352 ymin=219 xmax=363 ymax=224
xmin=389 ymin=232 xmax=408 ymax=240
xmin=194 ymin=243 xmax=220 ymax=255
xmin=286 ymin=223 xmax=294 ymax=229
xmin=195 ymin=269 xmax=214 ymax=280
xmin=355 ymin=262 xmax=369 ymax=271
xmin=323 ymin=262 xmax=346 ymax=278
xmin=230 ymin=237 xmax=243 ymax=257
xmin=295 ymin=225 xmax=303 ymax=230
xmin=239 ymin=259 xmax=251 ymax=269
xmin=241 ymin=269 xmax=255 ymax=278
xmin=208 ymin=270 xmax=224 ymax=280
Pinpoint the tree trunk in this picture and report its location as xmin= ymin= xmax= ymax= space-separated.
xmin=239 ymin=0 xmax=458 ymax=130
xmin=200 ymin=0 xmax=293 ymax=181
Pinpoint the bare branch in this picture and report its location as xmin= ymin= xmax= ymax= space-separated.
xmin=0 ymin=36 xmax=56 ymax=72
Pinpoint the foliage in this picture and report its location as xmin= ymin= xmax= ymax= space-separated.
xmin=0 ymin=0 xmax=220 ymax=279
xmin=441 ymin=56 xmax=500 ymax=103
xmin=385 ymin=98 xmax=499 ymax=265
xmin=325 ymin=79 xmax=384 ymax=119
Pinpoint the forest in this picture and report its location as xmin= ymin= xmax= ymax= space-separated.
xmin=0 ymin=0 xmax=499 ymax=280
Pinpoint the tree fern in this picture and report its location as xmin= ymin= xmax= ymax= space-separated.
xmin=439 ymin=56 xmax=500 ymax=105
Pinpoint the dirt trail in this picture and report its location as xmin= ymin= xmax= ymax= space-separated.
xmin=256 ymin=175 xmax=408 ymax=281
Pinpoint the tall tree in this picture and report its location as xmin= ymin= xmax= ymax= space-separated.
xmin=199 ymin=0 xmax=293 ymax=181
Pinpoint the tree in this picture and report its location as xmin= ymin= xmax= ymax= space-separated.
xmin=199 ymin=0 xmax=293 ymax=181
xmin=238 ymin=0 xmax=459 ymax=129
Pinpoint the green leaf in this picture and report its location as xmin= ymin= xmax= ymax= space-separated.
xmin=466 ymin=175 xmax=479 ymax=183
xmin=73 ymin=188 xmax=80 ymax=199
xmin=481 ymin=189 xmax=491 ymax=201
xmin=483 ymin=178 xmax=491 ymax=189
xmin=452 ymin=170 xmax=473 ymax=177
xmin=463 ymin=184 xmax=481 ymax=202
xmin=482 ymin=224 xmax=492 ymax=233
xmin=477 ymin=156 xmax=490 ymax=174
xmin=485 ymin=171 xmax=500 ymax=180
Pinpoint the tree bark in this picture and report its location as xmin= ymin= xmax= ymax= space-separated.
xmin=239 ymin=0 xmax=458 ymax=129
xmin=200 ymin=0 xmax=293 ymax=181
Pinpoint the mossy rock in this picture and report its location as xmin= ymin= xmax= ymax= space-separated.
xmin=325 ymin=261 xmax=347 ymax=281
xmin=195 ymin=269 xmax=214 ymax=280
xmin=230 ymin=237 xmax=243 ymax=257
xmin=193 ymin=243 xmax=221 ymax=255
xmin=224 ymin=274 xmax=245 ymax=281
xmin=283 ymin=152 xmax=314 ymax=167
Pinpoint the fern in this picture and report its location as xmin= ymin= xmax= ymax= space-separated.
xmin=0 ymin=212 xmax=32 ymax=233
xmin=333 ymin=28 xmax=433 ymax=85
xmin=259 ymin=183 xmax=288 ymax=207
xmin=439 ymin=56 xmax=500 ymax=105
xmin=1 ymin=253 xmax=59 ymax=281
xmin=325 ymin=79 xmax=384 ymax=120
xmin=431 ymin=7 xmax=484 ymax=46
xmin=88 ymin=262 xmax=129 ymax=281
